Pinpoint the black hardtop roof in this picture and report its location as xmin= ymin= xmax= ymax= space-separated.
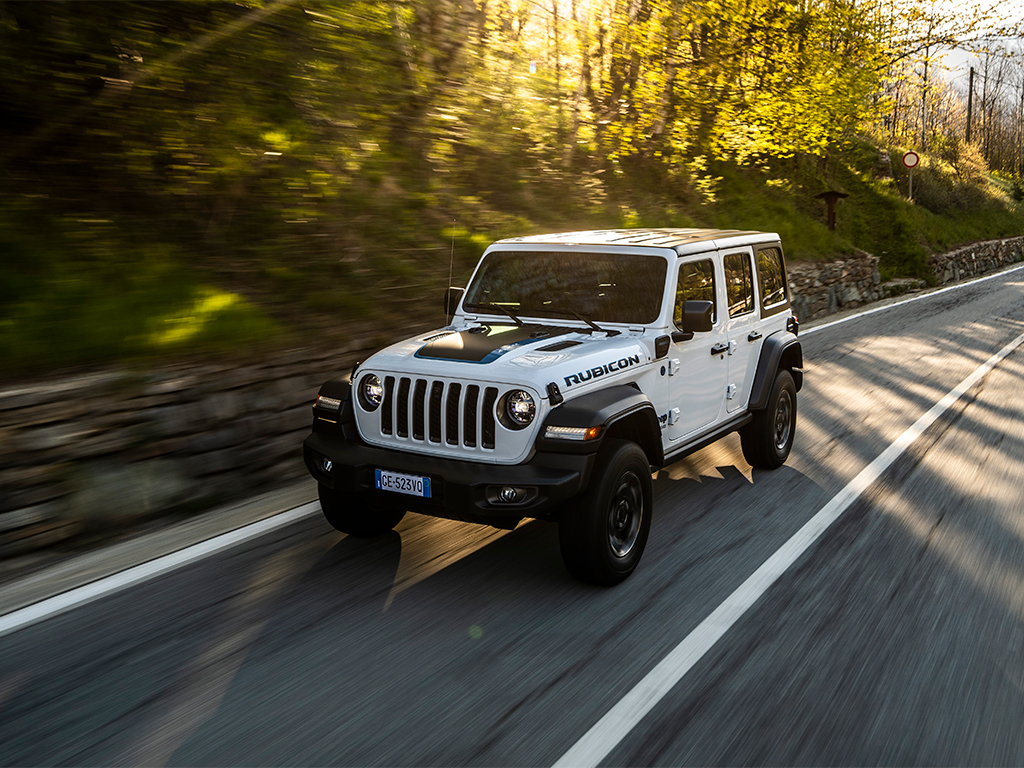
xmin=494 ymin=228 xmax=772 ymax=249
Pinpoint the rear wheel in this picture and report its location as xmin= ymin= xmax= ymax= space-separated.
xmin=558 ymin=439 xmax=653 ymax=585
xmin=740 ymin=369 xmax=797 ymax=469
xmin=318 ymin=484 xmax=406 ymax=537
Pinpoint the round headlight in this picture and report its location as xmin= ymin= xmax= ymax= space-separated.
xmin=505 ymin=390 xmax=536 ymax=426
xmin=359 ymin=374 xmax=384 ymax=411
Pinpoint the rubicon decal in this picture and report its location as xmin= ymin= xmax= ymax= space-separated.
xmin=564 ymin=355 xmax=641 ymax=387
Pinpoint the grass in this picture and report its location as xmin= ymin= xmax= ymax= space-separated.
xmin=0 ymin=228 xmax=282 ymax=378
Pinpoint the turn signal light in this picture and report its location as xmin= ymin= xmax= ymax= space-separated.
xmin=545 ymin=425 xmax=602 ymax=441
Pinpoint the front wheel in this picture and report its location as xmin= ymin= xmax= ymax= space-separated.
xmin=740 ymin=369 xmax=797 ymax=469
xmin=558 ymin=439 xmax=653 ymax=586
xmin=318 ymin=484 xmax=406 ymax=537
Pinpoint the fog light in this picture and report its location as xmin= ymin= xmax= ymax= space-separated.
xmin=498 ymin=487 xmax=518 ymax=503
xmin=321 ymin=458 xmax=333 ymax=473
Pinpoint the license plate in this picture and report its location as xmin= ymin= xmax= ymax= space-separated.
xmin=374 ymin=469 xmax=431 ymax=498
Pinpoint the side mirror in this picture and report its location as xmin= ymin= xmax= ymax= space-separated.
xmin=681 ymin=300 xmax=714 ymax=333
xmin=444 ymin=287 xmax=465 ymax=317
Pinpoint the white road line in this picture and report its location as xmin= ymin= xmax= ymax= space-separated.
xmin=802 ymin=262 xmax=1024 ymax=336
xmin=553 ymin=329 xmax=1024 ymax=768
xmin=0 ymin=502 xmax=320 ymax=640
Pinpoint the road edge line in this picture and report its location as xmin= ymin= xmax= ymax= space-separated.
xmin=553 ymin=328 xmax=1024 ymax=768
xmin=0 ymin=501 xmax=321 ymax=639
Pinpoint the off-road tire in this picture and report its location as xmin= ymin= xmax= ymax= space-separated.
xmin=318 ymin=484 xmax=406 ymax=537
xmin=740 ymin=369 xmax=796 ymax=469
xmin=558 ymin=439 xmax=653 ymax=586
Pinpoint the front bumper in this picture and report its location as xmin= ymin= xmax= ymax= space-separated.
xmin=304 ymin=432 xmax=595 ymax=527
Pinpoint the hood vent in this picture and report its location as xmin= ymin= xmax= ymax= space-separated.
xmin=537 ymin=340 xmax=582 ymax=352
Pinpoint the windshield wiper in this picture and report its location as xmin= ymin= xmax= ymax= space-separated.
xmin=464 ymin=301 xmax=523 ymax=326
xmin=538 ymin=307 xmax=616 ymax=335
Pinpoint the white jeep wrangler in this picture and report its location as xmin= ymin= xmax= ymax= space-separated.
xmin=305 ymin=229 xmax=802 ymax=584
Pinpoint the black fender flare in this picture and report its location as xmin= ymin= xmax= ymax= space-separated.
xmin=748 ymin=331 xmax=803 ymax=411
xmin=536 ymin=384 xmax=663 ymax=466
xmin=318 ymin=371 xmax=353 ymax=401
xmin=311 ymin=372 xmax=357 ymax=438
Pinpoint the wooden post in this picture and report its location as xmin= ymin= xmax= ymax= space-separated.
xmin=815 ymin=191 xmax=849 ymax=231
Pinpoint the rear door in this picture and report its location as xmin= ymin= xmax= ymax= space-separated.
xmin=722 ymin=248 xmax=762 ymax=413
xmin=753 ymin=243 xmax=792 ymax=335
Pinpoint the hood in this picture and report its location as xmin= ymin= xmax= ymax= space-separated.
xmin=364 ymin=322 xmax=654 ymax=393
xmin=415 ymin=323 xmax=576 ymax=363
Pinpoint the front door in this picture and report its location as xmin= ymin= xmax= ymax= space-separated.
xmin=666 ymin=255 xmax=729 ymax=444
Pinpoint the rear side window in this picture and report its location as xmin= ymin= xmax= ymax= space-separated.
xmin=674 ymin=259 xmax=716 ymax=328
xmin=723 ymin=252 xmax=754 ymax=317
xmin=756 ymin=247 xmax=788 ymax=309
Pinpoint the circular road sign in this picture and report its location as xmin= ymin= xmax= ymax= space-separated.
xmin=902 ymin=151 xmax=920 ymax=169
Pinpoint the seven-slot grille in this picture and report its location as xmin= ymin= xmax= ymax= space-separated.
xmin=379 ymin=376 xmax=500 ymax=450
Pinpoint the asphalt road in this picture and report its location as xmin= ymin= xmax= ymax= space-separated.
xmin=2 ymin=268 xmax=1024 ymax=767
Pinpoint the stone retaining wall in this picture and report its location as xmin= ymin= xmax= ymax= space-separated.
xmin=0 ymin=339 xmax=400 ymax=555
xmin=2 ymin=235 xmax=1022 ymax=555
xmin=788 ymin=251 xmax=882 ymax=321
xmin=789 ymin=235 xmax=1024 ymax=322
xmin=928 ymin=236 xmax=1024 ymax=284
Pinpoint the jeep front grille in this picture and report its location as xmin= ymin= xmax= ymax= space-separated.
xmin=380 ymin=377 xmax=499 ymax=450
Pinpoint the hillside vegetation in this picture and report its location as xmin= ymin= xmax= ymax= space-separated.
xmin=1 ymin=1 xmax=1022 ymax=378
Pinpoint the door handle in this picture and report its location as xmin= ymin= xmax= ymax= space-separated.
xmin=747 ymin=331 xmax=762 ymax=342
xmin=710 ymin=343 xmax=729 ymax=356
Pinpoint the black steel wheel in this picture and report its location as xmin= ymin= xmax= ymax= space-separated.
xmin=740 ymin=369 xmax=797 ymax=469
xmin=558 ymin=439 xmax=653 ymax=585
xmin=318 ymin=484 xmax=406 ymax=537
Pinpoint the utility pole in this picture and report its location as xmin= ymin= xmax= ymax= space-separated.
xmin=1019 ymin=75 xmax=1024 ymax=177
xmin=966 ymin=67 xmax=974 ymax=144
xmin=921 ymin=52 xmax=930 ymax=150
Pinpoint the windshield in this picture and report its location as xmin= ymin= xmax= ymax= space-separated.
xmin=463 ymin=250 xmax=667 ymax=325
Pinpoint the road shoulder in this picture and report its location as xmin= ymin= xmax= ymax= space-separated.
xmin=0 ymin=479 xmax=317 ymax=618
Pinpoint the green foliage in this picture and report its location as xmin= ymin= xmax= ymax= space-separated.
xmin=933 ymin=136 xmax=988 ymax=189
xmin=0 ymin=226 xmax=281 ymax=375
xmin=588 ymin=0 xmax=884 ymax=166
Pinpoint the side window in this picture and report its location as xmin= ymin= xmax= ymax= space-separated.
xmin=756 ymin=247 xmax=788 ymax=309
xmin=723 ymin=252 xmax=754 ymax=317
xmin=674 ymin=259 xmax=716 ymax=329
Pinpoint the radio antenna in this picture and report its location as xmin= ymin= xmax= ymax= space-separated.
xmin=446 ymin=219 xmax=456 ymax=323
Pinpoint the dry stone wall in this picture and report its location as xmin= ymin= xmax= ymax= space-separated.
xmin=788 ymin=251 xmax=882 ymax=321
xmin=0 ymin=338 xmax=408 ymax=555
xmin=928 ymin=236 xmax=1024 ymax=284
xmin=789 ymin=235 xmax=1024 ymax=322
